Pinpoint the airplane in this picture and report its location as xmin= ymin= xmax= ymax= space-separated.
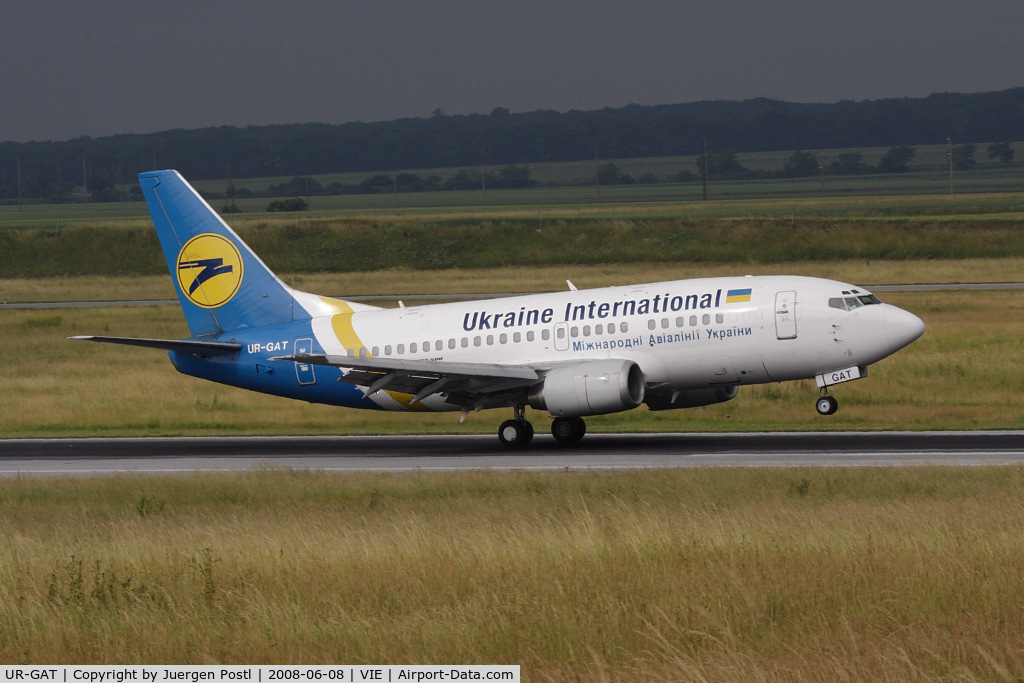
xmin=72 ymin=170 xmax=926 ymax=447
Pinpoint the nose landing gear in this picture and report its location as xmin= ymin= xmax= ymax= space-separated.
xmin=816 ymin=389 xmax=839 ymax=416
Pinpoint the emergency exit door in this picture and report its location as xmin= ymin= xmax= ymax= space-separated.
xmin=294 ymin=338 xmax=316 ymax=385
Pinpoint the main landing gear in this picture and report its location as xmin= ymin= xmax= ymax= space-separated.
xmin=498 ymin=405 xmax=534 ymax=447
xmin=497 ymin=406 xmax=587 ymax=447
xmin=815 ymin=388 xmax=839 ymax=416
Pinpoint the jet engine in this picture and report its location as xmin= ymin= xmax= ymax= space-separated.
xmin=528 ymin=359 xmax=646 ymax=417
xmin=644 ymin=385 xmax=738 ymax=411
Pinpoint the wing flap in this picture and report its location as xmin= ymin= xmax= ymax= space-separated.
xmin=271 ymin=353 xmax=539 ymax=405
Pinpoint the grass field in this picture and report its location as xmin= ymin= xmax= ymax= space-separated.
xmin=4 ymin=466 xmax=1024 ymax=680
xmin=3 ymin=187 xmax=1024 ymax=675
xmin=2 ymin=281 xmax=1022 ymax=437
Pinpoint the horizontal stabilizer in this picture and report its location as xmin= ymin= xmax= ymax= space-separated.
xmin=69 ymin=336 xmax=241 ymax=355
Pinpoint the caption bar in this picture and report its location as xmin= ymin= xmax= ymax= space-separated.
xmin=0 ymin=667 xmax=519 ymax=683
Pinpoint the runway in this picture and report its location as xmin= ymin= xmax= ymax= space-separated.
xmin=1 ymin=431 xmax=1022 ymax=476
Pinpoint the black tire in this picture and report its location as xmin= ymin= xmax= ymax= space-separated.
xmin=551 ymin=416 xmax=587 ymax=443
xmin=816 ymin=396 xmax=839 ymax=416
xmin=498 ymin=419 xmax=533 ymax=447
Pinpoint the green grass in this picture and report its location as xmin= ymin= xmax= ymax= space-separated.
xmin=5 ymin=466 xmax=1024 ymax=680
xmin=4 ymin=199 xmax=1024 ymax=277
xmin=1 ymin=287 xmax=1021 ymax=437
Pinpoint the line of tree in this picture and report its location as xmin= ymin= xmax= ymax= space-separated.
xmin=249 ymin=140 xmax=1018 ymax=211
xmin=1 ymin=87 xmax=1022 ymax=202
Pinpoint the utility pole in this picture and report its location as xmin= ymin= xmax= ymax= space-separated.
xmin=594 ymin=145 xmax=601 ymax=202
xmin=818 ymin=151 xmax=825 ymax=194
xmin=946 ymin=137 xmax=954 ymax=194
xmin=701 ymin=140 xmax=709 ymax=201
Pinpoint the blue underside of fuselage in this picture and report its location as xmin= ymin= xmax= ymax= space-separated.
xmin=168 ymin=344 xmax=382 ymax=411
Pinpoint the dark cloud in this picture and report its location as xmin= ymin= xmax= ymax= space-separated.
xmin=2 ymin=0 xmax=1022 ymax=142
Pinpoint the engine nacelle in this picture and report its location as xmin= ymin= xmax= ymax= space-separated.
xmin=528 ymin=360 xmax=646 ymax=417
xmin=644 ymin=385 xmax=738 ymax=411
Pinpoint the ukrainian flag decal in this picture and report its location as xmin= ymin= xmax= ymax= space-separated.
xmin=726 ymin=288 xmax=752 ymax=304
xmin=176 ymin=233 xmax=244 ymax=308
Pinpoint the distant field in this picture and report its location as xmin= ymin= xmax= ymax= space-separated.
xmin=3 ymin=192 xmax=1024 ymax=279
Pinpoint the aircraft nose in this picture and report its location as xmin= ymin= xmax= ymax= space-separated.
xmin=885 ymin=305 xmax=925 ymax=353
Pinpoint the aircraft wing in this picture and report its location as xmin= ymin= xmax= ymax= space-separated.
xmin=272 ymin=353 xmax=540 ymax=408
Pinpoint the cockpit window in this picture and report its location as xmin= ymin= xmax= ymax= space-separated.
xmin=830 ymin=294 xmax=882 ymax=311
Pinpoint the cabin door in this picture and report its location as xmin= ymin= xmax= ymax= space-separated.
xmin=775 ymin=291 xmax=797 ymax=340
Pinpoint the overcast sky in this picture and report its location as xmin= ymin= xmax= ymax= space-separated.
xmin=2 ymin=0 xmax=1022 ymax=143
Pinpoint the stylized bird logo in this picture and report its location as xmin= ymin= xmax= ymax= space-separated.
xmin=178 ymin=258 xmax=234 ymax=295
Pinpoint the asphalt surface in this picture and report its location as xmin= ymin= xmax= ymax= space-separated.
xmin=1 ymin=431 xmax=1022 ymax=476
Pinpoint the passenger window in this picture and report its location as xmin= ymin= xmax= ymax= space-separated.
xmin=487 ymin=335 xmax=494 ymax=345
xmin=620 ymin=322 xmax=628 ymax=333
xmin=648 ymin=320 xmax=656 ymax=330
xmin=702 ymin=314 xmax=710 ymax=325
xmin=716 ymin=313 xmax=724 ymax=324
xmin=448 ymin=338 xmax=456 ymax=349
xmin=583 ymin=325 xmax=591 ymax=336
xmin=460 ymin=337 xmax=468 ymax=348
xmin=661 ymin=318 xmax=669 ymax=329
xmin=397 ymin=344 xmax=405 ymax=354
xmin=689 ymin=315 xmax=698 ymax=326
xmin=500 ymin=333 xmax=508 ymax=344
xmin=371 ymin=347 xmax=379 ymax=356
xmin=473 ymin=336 xmax=481 ymax=347
xmin=571 ymin=326 xmax=579 ymax=337
xmin=556 ymin=328 xmax=565 ymax=339
xmin=385 ymin=345 xmax=392 ymax=355
xmin=527 ymin=331 xmax=535 ymax=342
xmin=542 ymin=329 xmax=551 ymax=341
xmin=513 ymin=332 xmax=521 ymax=343
xmin=676 ymin=317 xmax=685 ymax=327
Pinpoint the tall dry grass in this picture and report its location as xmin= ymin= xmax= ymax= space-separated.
xmin=3 ymin=467 xmax=1024 ymax=680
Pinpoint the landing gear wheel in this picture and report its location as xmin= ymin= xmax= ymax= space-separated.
xmin=816 ymin=395 xmax=839 ymax=416
xmin=498 ymin=419 xmax=534 ymax=448
xmin=551 ymin=416 xmax=587 ymax=444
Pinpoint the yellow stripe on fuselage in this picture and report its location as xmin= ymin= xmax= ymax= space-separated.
xmin=321 ymin=297 xmax=431 ymax=411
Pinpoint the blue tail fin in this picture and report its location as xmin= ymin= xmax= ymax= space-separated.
xmin=139 ymin=170 xmax=308 ymax=337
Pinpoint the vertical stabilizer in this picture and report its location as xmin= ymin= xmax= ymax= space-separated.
xmin=139 ymin=170 xmax=307 ymax=336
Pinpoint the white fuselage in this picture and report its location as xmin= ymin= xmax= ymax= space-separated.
xmin=289 ymin=274 xmax=922 ymax=412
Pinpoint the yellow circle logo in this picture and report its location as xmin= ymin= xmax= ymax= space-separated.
xmin=176 ymin=233 xmax=244 ymax=308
